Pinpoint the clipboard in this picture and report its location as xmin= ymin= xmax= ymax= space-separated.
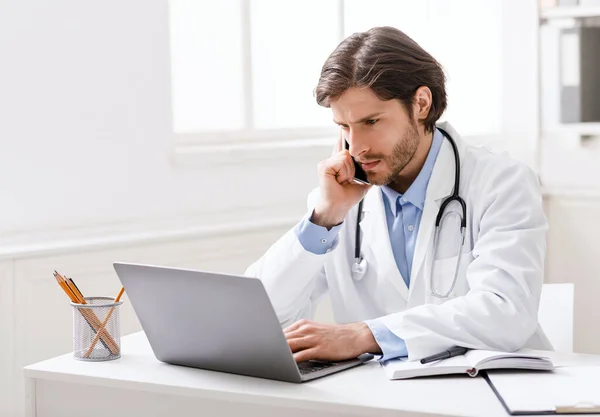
xmin=483 ymin=368 xmax=600 ymax=415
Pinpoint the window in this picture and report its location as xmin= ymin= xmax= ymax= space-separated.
xmin=170 ymin=0 xmax=503 ymax=155
xmin=343 ymin=0 xmax=502 ymax=136
xmin=169 ymin=0 xmax=245 ymax=134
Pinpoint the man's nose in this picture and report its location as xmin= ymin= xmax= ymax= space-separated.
xmin=345 ymin=131 xmax=368 ymax=158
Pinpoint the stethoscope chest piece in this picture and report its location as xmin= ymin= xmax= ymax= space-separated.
xmin=351 ymin=257 xmax=368 ymax=281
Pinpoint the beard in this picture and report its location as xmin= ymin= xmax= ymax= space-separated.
xmin=365 ymin=121 xmax=420 ymax=186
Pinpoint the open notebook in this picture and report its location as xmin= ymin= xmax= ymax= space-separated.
xmin=382 ymin=350 xmax=555 ymax=380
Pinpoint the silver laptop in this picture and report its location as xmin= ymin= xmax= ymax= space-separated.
xmin=113 ymin=262 xmax=373 ymax=382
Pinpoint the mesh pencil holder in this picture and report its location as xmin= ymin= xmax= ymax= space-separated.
xmin=71 ymin=297 xmax=122 ymax=361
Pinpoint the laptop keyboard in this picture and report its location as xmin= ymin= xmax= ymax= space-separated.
xmin=297 ymin=361 xmax=336 ymax=375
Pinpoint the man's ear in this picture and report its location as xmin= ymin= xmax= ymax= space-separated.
xmin=413 ymin=86 xmax=433 ymax=123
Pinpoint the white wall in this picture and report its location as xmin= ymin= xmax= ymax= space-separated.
xmin=0 ymin=0 xmax=322 ymax=245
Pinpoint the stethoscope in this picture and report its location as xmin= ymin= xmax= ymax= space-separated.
xmin=352 ymin=128 xmax=466 ymax=299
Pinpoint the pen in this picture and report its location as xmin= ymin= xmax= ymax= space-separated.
xmin=420 ymin=346 xmax=468 ymax=364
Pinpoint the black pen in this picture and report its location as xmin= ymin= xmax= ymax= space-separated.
xmin=420 ymin=346 xmax=468 ymax=364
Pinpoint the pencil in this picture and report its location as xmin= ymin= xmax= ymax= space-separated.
xmin=114 ymin=287 xmax=125 ymax=303
xmin=53 ymin=273 xmax=110 ymax=350
xmin=68 ymin=277 xmax=83 ymax=298
xmin=83 ymin=286 xmax=124 ymax=358
xmin=54 ymin=273 xmax=77 ymax=302
xmin=53 ymin=271 xmax=119 ymax=354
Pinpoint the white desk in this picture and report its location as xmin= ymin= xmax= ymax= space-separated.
xmin=23 ymin=332 xmax=600 ymax=417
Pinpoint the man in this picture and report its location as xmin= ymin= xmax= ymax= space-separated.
xmin=246 ymin=26 xmax=551 ymax=362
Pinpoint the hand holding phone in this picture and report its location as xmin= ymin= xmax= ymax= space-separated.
xmin=310 ymin=132 xmax=371 ymax=229
xmin=344 ymin=138 xmax=370 ymax=185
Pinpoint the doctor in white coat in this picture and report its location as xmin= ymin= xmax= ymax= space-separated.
xmin=246 ymin=26 xmax=552 ymax=362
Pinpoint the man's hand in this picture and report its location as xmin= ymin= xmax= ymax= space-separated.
xmin=312 ymin=131 xmax=371 ymax=229
xmin=284 ymin=319 xmax=381 ymax=362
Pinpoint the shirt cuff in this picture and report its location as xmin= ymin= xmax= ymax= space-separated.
xmin=294 ymin=210 xmax=343 ymax=255
xmin=364 ymin=319 xmax=408 ymax=362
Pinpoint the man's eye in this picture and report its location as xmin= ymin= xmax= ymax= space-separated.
xmin=365 ymin=119 xmax=378 ymax=126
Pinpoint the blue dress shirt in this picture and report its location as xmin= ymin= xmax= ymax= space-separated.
xmin=294 ymin=128 xmax=444 ymax=360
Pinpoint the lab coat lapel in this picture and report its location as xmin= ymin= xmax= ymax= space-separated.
xmin=410 ymin=122 xmax=467 ymax=283
xmin=360 ymin=187 xmax=409 ymax=300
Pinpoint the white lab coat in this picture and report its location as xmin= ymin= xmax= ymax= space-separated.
xmin=246 ymin=121 xmax=552 ymax=360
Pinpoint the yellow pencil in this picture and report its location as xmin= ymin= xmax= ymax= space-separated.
xmin=83 ymin=287 xmax=125 ymax=358
xmin=53 ymin=271 xmax=119 ymax=355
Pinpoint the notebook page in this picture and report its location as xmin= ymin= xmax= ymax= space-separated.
xmin=465 ymin=349 xmax=550 ymax=368
xmin=382 ymin=355 xmax=471 ymax=380
xmin=486 ymin=367 xmax=600 ymax=413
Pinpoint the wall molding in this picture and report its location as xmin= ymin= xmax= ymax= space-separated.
xmin=174 ymin=127 xmax=337 ymax=146
xmin=172 ymin=137 xmax=332 ymax=167
xmin=0 ymin=208 xmax=302 ymax=260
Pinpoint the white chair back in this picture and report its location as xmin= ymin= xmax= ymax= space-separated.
xmin=538 ymin=283 xmax=574 ymax=352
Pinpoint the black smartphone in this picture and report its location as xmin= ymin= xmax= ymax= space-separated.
xmin=344 ymin=139 xmax=370 ymax=185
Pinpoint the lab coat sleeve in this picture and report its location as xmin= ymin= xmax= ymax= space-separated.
xmin=379 ymin=161 xmax=548 ymax=360
xmin=245 ymin=188 xmax=332 ymax=328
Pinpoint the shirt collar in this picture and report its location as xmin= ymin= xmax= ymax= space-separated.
xmin=381 ymin=127 xmax=444 ymax=215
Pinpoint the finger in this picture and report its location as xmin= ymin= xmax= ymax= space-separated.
xmin=283 ymin=319 xmax=310 ymax=334
xmin=332 ymin=129 xmax=344 ymax=156
xmin=287 ymin=336 xmax=316 ymax=353
xmin=284 ymin=327 xmax=310 ymax=341
xmin=334 ymin=153 xmax=355 ymax=185
xmin=324 ymin=157 xmax=350 ymax=184
xmin=343 ymin=153 xmax=355 ymax=184
xmin=293 ymin=347 xmax=320 ymax=363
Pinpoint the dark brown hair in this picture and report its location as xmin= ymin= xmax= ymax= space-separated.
xmin=315 ymin=26 xmax=447 ymax=133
